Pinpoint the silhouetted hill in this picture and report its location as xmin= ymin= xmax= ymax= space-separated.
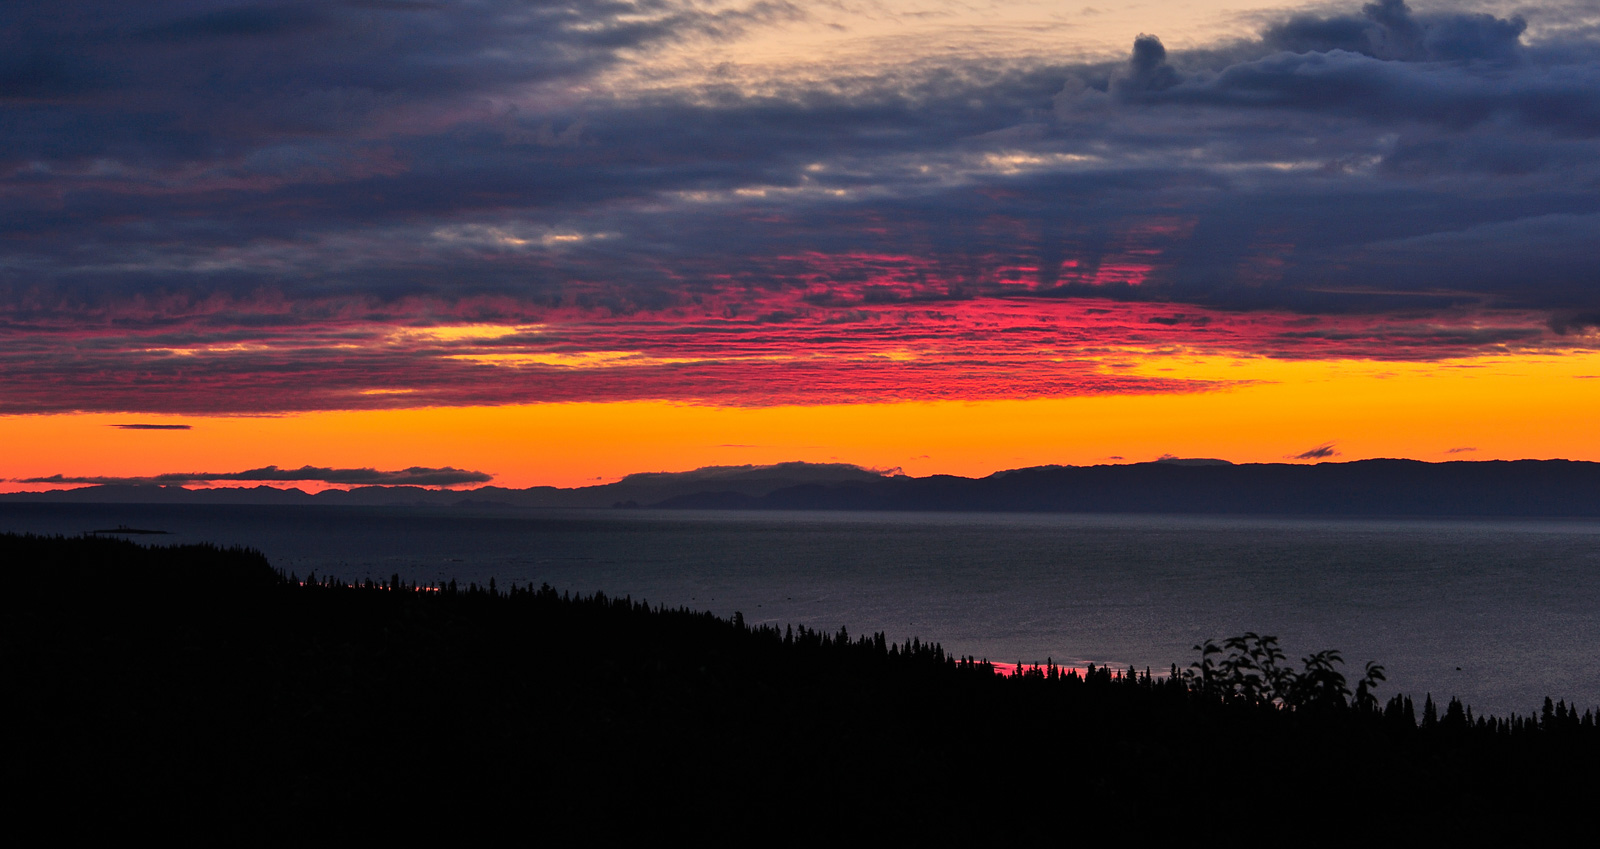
xmin=660 ymin=459 xmax=1600 ymax=517
xmin=12 ymin=459 xmax=1600 ymax=517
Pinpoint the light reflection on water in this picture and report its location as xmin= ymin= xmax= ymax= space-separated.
xmin=5 ymin=503 xmax=1599 ymax=718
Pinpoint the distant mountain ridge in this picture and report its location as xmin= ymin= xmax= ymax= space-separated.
xmin=0 ymin=461 xmax=890 ymax=509
xmin=8 ymin=459 xmax=1600 ymax=518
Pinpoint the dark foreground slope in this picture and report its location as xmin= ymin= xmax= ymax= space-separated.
xmin=6 ymin=533 xmax=1597 ymax=840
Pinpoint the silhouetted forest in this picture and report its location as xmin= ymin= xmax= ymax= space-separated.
xmin=6 ymin=532 xmax=1596 ymax=839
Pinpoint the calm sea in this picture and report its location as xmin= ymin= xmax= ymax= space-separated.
xmin=5 ymin=502 xmax=1598 ymax=718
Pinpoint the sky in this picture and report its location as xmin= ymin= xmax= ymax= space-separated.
xmin=6 ymin=0 xmax=1600 ymax=490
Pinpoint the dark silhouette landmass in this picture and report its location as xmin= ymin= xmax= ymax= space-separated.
xmin=655 ymin=459 xmax=1600 ymax=516
xmin=6 ymin=532 xmax=1596 ymax=838
xmin=12 ymin=458 xmax=1600 ymax=518
xmin=1 ymin=460 xmax=885 ymax=509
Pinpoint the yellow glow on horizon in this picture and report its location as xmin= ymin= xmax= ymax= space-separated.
xmin=396 ymin=324 xmax=544 ymax=342
xmin=4 ymin=350 xmax=1600 ymax=493
xmin=444 ymin=351 xmax=703 ymax=368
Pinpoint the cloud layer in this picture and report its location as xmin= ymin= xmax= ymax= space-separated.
xmin=5 ymin=1 xmax=1600 ymax=412
xmin=16 ymin=465 xmax=493 ymax=487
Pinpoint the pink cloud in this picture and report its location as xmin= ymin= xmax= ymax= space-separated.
xmin=0 ymin=280 xmax=1569 ymax=415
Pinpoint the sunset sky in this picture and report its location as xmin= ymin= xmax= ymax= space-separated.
xmin=6 ymin=0 xmax=1600 ymax=490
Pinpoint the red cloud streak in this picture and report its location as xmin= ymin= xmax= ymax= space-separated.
xmin=0 ymin=287 xmax=1568 ymax=414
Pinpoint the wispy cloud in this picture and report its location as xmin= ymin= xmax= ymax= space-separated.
xmin=1289 ymin=442 xmax=1341 ymax=461
xmin=16 ymin=465 xmax=492 ymax=487
xmin=110 ymin=423 xmax=192 ymax=430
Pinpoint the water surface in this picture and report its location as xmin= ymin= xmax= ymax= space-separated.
xmin=5 ymin=502 xmax=1597 ymax=717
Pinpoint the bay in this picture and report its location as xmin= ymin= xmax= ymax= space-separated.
xmin=4 ymin=502 xmax=1598 ymax=718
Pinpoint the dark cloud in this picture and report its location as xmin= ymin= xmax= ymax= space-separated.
xmin=0 ymin=0 xmax=791 ymax=164
xmin=1157 ymin=44 xmax=1600 ymax=137
xmin=1113 ymin=35 xmax=1182 ymax=96
xmin=1289 ymin=443 xmax=1341 ymax=460
xmin=141 ymin=5 xmax=333 ymax=41
xmin=111 ymin=423 xmax=191 ymax=430
xmin=1446 ymin=446 xmax=1477 ymax=453
xmin=1264 ymin=13 xmax=1374 ymax=55
xmin=17 ymin=464 xmax=493 ymax=486
xmin=1548 ymin=309 xmax=1600 ymax=334
xmin=1359 ymin=0 xmax=1427 ymax=60
xmin=1263 ymin=1 xmax=1524 ymax=63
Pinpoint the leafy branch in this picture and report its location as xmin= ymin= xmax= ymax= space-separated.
xmin=1184 ymin=633 xmax=1385 ymax=712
